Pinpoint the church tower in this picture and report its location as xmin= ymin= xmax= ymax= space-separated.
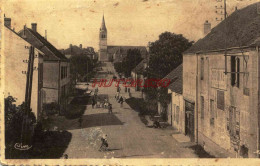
xmin=98 ymin=14 xmax=108 ymax=61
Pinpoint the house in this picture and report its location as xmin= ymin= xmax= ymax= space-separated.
xmin=18 ymin=23 xmax=70 ymax=108
xmin=131 ymin=58 xmax=148 ymax=91
xmin=60 ymin=44 xmax=97 ymax=60
xmin=183 ymin=2 xmax=260 ymax=158
xmin=156 ymin=64 xmax=184 ymax=132
xmin=3 ymin=18 xmax=44 ymax=120
xmin=166 ymin=64 xmax=184 ymax=134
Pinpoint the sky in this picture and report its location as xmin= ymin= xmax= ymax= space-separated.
xmin=2 ymin=0 xmax=259 ymax=50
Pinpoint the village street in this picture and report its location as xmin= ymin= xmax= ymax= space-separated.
xmin=62 ymin=62 xmax=201 ymax=158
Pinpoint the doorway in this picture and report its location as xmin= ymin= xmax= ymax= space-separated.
xmin=185 ymin=100 xmax=195 ymax=142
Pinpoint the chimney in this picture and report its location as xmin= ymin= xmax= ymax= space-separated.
xmin=79 ymin=44 xmax=82 ymax=49
xmin=4 ymin=16 xmax=11 ymax=28
xmin=70 ymin=44 xmax=72 ymax=53
xmin=45 ymin=30 xmax=47 ymax=40
xmin=204 ymin=20 xmax=211 ymax=36
xmin=31 ymin=23 xmax=37 ymax=32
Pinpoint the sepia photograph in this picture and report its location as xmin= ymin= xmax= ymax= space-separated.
xmin=1 ymin=0 xmax=260 ymax=165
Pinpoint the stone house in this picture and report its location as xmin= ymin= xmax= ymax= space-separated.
xmin=166 ymin=64 xmax=185 ymax=134
xmin=18 ymin=23 xmax=70 ymax=107
xmin=3 ymin=20 xmax=44 ymax=120
xmin=131 ymin=59 xmax=148 ymax=91
xmin=183 ymin=3 xmax=260 ymax=157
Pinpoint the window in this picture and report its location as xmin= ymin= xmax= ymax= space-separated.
xmin=61 ymin=66 xmax=64 ymax=79
xmin=231 ymin=56 xmax=240 ymax=87
xmin=64 ymin=66 xmax=67 ymax=78
xmin=201 ymin=58 xmax=204 ymax=80
xmin=201 ymin=96 xmax=204 ymax=119
xmin=236 ymin=58 xmax=240 ymax=88
xmin=61 ymin=66 xmax=68 ymax=79
xmin=217 ymin=90 xmax=224 ymax=110
xmin=210 ymin=100 xmax=215 ymax=126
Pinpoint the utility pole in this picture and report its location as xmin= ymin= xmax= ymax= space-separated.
xmin=15 ymin=46 xmax=35 ymax=151
xmin=215 ymin=0 xmax=227 ymax=21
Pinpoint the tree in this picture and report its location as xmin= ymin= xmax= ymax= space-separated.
xmin=148 ymin=32 xmax=193 ymax=79
xmin=144 ymin=32 xmax=193 ymax=119
xmin=70 ymin=54 xmax=95 ymax=82
xmin=5 ymin=96 xmax=36 ymax=146
xmin=122 ymin=49 xmax=143 ymax=77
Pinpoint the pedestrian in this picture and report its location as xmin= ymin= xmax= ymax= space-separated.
xmin=92 ymin=97 xmax=96 ymax=109
xmin=119 ymin=96 xmax=124 ymax=107
xmin=108 ymin=103 xmax=112 ymax=114
xmin=116 ymin=92 xmax=119 ymax=101
xmin=99 ymin=134 xmax=108 ymax=151
xmin=104 ymin=98 xmax=108 ymax=108
xmin=125 ymin=86 xmax=127 ymax=93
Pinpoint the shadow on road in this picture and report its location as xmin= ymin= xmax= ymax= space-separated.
xmin=70 ymin=113 xmax=124 ymax=130
xmin=188 ymin=145 xmax=215 ymax=158
xmin=70 ymin=96 xmax=91 ymax=105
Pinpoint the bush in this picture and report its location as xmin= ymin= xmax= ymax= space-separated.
xmin=64 ymin=104 xmax=85 ymax=119
xmin=43 ymin=102 xmax=60 ymax=115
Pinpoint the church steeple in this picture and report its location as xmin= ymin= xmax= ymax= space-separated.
xmin=100 ymin=14 xmax=107 ymax=31
xmin=99 ymin=14 xmax=108 ymax=61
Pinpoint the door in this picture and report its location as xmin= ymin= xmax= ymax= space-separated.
xmin=185 ymin=100 xmax=195 ymax=142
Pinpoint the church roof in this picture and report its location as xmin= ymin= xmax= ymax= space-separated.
xmin=100 ymin=14 xmax=107 ymax=31
xmin=185 ymin=2 xmax=260 ymax=54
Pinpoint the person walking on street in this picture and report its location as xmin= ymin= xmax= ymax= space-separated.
xmin=116 ymin=91 xmax=119 ymax=101
xmin=119 ymin=96 xmax=124 ymax=107
xmin=92 ymin=96 xmax=96 ymax=109
xmin=108 ymin=103 xmax=112 ymax=114
xmin=99 ymin=134 xmax=108 ymax=151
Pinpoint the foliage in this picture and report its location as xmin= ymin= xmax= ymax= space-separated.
xmin=5 ymin=96 xmax=36 ymax=146
xmin=64 ymin=104 xmax=85 ymax=119
xmin=43 ymin=102 xmax=60 ymax=115
xmin=122 ymin=49 xmax=143 ymax=77
xmin=114 ymin=62 xmax=123 ymax=74
xmin=148 ymin=31 xmax=193 ymax=79
xmin=143 ymin=32 xmax=192 ymax=118
xmin=158 ymin=87 xmax=171 ymax=108
xmin=70 ymin=54 xmax=96 ymax=82
xmin=114 ymin=49 xmax=143 ymax=77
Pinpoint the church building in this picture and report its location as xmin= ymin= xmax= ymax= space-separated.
xmin=98 ymin=15 xmax=148 ymax=62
